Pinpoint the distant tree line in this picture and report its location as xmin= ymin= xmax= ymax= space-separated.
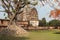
xmin=39 ymin=18 xmax=60 ymax=27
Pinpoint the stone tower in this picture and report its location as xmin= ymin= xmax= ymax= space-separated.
xmin=16 ymin=5 xmax=39 ymax=26
xmin=29 ymin=8 xmax=38 ymax=21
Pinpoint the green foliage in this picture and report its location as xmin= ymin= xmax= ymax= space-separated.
xmin=39 ymin=18 xmax=47 ymax=26
xmin=49 ymin=20 xmax=60 ymax=27
xmin=54 ymin=31 xmax=60 ymax=34
xmin=4 ymin=13 xmax=5 ymax=16
xmin=39 ymin=18 xmax=60 ymax=27
xmin=42 ymin=18 xmax=46 ymax=25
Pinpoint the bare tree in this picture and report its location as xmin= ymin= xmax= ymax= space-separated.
xmin=0 ymin=0 xmax=39 ymax=37
xmin=1 ymin=0 xmax=38 ymax=25
xmin=1 ymin=0 xmax=60 ymax=25
xmin=1 ymin=0 xmax=30 ymax=24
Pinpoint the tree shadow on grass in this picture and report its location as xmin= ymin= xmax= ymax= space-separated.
xmin=53 ymin=31 xmax=60 ymax=34
xmin=0 ymin=35 xmax=30 ymax=40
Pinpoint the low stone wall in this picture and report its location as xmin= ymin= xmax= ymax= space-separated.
xmin=37 ymin=27 xmax=54 ymax=30
xmin=23 ymin=26 xmax=36 ymax=30
xmin=57 ymin=27 xmax=60 ymax=29
xmin=24 ymin=26 xmax=49 ymax=30
xmin=37 ymin=27 xmax=48 ymax=30
xmin=24 ymin=26 xmax=60 ymax=30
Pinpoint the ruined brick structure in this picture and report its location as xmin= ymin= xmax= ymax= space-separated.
xmin=0 ymin=5 xmax=39 ymax=27
xmin=16 ymin=5 xmax=39 ymax=26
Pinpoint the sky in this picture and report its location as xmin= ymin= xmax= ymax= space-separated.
xmin=35 ymin=3 xmax=54 ymax=22
xmin=0 ymin=6 xmax=8 ymax=19
xmin=0 ymin=5 xmax=54 ymax=22
xmin=0 ymin=0 xmax=58 ymax=22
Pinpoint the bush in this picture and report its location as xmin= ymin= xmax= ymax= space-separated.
xmin=54 ymin=31 xmax=60 ymax=34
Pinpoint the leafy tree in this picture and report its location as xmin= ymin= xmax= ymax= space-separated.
xmin=42 ymin=18 xmax=46 ymax=26
xmin=49 ymin=9 xmax=60 ymax=29
xmin=39 ymin=20 xmax=43 ymax=26
xmin=48 ymin=20 xmax=60 ymax=28
xmin=39 ymin=18 xmax=47 ymax=26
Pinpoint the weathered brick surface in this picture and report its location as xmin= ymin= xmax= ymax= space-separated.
xmin=0 ymin=25 xmax=29 ymax=37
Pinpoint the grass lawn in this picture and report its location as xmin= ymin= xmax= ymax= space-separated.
xmin=0 ymin=30 xmax=60 ymax=40
xmin=29 ymin=30 xmax=60 ymax=40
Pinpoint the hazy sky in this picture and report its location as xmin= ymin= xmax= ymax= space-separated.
xmin=35 ymin=3 xmax=54 ymax=22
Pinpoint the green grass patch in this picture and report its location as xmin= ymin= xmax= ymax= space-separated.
xmin=0 ymin=30 xmax=60 ymax=40
xmin=29 ymin=30 xmax=60 ymax=40
xmin=0 ymin=35 xmax=29 ymax=40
